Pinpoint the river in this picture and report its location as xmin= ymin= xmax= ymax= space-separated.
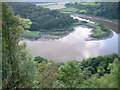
xmin=23 ymin=15 xmax=119 ymax=62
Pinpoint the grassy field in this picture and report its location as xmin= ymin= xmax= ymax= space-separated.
xmin=59 ymin=2 xmax=100 ymax=14
xmin=23 ymin=30 xmax=66 ymax=39
xmin=23 ymin=30 xmax=42 ymax=39
xmin=59 ymin=8 xmax=79 ymax=14
xmin=59 ymin=8 xmax=87 ymax=14
xmin=38 ymin=3 xmax=58 ymax=7
xmin=47 ymin=32 xmax=65 ymax=35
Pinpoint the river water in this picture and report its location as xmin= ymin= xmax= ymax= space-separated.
xmin=23 ymin=15 xmax=119 ymax=62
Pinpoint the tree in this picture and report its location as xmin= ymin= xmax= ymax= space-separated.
xmin=2 ymin=3 xmax=35 ymax=89
xmin=35 ymin=61 xmax=58 ymax=88
xmin=34 ymin=56 xmax=47 ymax=63
xmin=97 ymin=58 xmax=119 ymax=88
xmin=65 ymin=2 xmax=119 ymax=20
xmin=57 ymin=61 xmax=84 ymax=88
xmin=80 ymin=58 xmax=119 ymax=88
xmin=8 ymin=2 xmax=76 ymax=31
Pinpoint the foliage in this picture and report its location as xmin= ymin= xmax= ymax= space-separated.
xmin=23 ymin=31 xmax=42 ymax=39
xmin=80 ymin=53 xmax=118 ymax=78
xmin=8 ymin=2 xmax=77 ymax=31
xmin=73 ymin=21 xmax=111 ymax=38
xmin=90 ymin=24 xmax=111 ymax=38
xmin=34 ymin=56 xmax=47 ymax=63
xmin=80 ymin=58 xmax=119 ymax=88
xmin=65 ymin=2 xmax=119 ymax=20
xmin=59 ymin=8 xmax=79 ymax=14
xmin=55 ymin=54 xmax=119 ymax=88
xmin=81 ymin=21 xmax=88 ymax=23
xmin=96 ymin=58 xmax=119 ymax=88
xmin=2 ymin=3 xmax=36 ymax=89
xmin=35 ymin=61 xmax=58 ymax=88
xmin=57 ymin=61 xmax=84 ymax=88
xmin=43 ymin=53 xmax=118 ymax=88
xmin=48 ymin=31 xmax=65 ymax=36
xmin=52 ymin=53 xmax=118 ymax=88
xmin=78 ymin=2 xmax=101 ymax=6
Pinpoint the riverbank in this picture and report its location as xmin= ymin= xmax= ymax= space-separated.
xmin=85 ymin=29 xmax=114 ymax=41
xmin=24 ymin=25 xmax=113 ymax=41
xmin=60 ymin=9 xmax=118 ymax=24
xmin=23 ymin=27 xmax=73 ymax=40
xmin=23 ymin=15 xmax=114 ymax=41
xmin=74 ymin=14 xmax=119 ymax=34
xmin=24 ymin=25 xmax=118 ymax=62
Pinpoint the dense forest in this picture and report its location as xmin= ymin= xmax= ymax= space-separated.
xmin=2 ymin=2 xmax=119 ymax=89
xmin=33 ymin=53 xmax=119 ymax=88
xmin=8 ymin=2 xmax=77 ymax=32
xmin=65 ymin=2 xmax=119 ymax=20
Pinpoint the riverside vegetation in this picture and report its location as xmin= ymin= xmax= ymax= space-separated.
xmin=61 ymin=2 xmax=119 ymax=21
xmin=9 ymin=2 xmax=112 ymax=39
xmin=2 ymin=3 xmax=119 ymax=89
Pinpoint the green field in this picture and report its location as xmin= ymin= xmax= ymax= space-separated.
xmin=59 ymin=8 xmax=87 ymax=14
xmin=23 ymin=30 xmax=42 ymax=39
xmin=23 ymin=30 xmax=66 ymax=39
xmin=47 ymin=31 xmax=65 ymax=35
xmin=38 ymin=3 xmax=58 ymax=7
xmin=59 ymin=8 xmax=79 ymax=14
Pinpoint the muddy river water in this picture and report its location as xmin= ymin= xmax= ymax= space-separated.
xmin=23 ymin=15 xmax=119 ymax=62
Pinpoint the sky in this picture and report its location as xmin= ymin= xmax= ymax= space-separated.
xmin=3 ymin=0 xmax=120 ymax=2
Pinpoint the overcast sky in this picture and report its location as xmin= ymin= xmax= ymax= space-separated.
xmin=3 ymin=0 xmax=119 ymax=2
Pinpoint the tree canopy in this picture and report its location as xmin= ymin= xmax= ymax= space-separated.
xmin=8 ymin=2 xmax=77 ymax=31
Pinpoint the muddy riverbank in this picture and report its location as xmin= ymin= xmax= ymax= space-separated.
xmin=73 ymin=14 xmax=119 ymax=34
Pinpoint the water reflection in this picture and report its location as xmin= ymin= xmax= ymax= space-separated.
xmin=24 ymin=25 xmax=118 ymax=62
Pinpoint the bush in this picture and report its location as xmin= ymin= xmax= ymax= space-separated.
xmin=34 ymin=56 xmax=47 ymax=63
xmin=81 ymin=21 xmax=88 ymax=23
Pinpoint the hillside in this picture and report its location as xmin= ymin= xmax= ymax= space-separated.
xmin=8 ymin=2 xmax=77 ymax=32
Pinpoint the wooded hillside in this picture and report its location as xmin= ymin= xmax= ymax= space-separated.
xmin=8 ymin=2 xmax=77 ymax=31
